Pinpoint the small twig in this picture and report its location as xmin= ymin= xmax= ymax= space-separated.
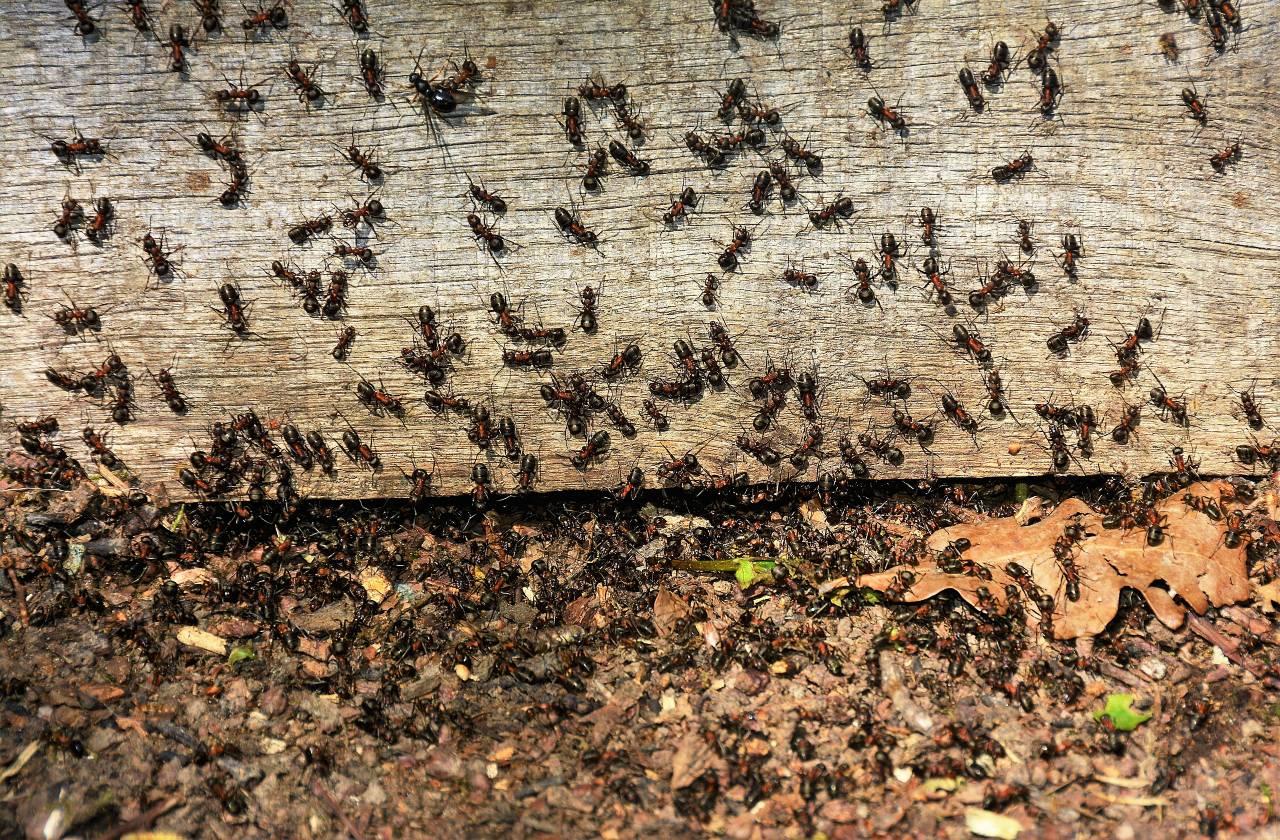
xmin=312 ymin=780 xmax=366 ymax=840
xmin=1186 ymin=612 xmax=1279 ymax=687
xmin=6 ymin=567 xmax=29 ymax=626
xmin=95 ymin=795 xmax=179 ymax=840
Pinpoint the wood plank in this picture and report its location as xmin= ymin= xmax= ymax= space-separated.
xmin=1 ymin=0 xmax=1277 ymax=499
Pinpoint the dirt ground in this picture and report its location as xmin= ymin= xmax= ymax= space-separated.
xmin=2 ymin=464 xmax=1279 ymax=839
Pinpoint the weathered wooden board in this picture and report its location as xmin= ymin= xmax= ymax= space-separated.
xmin=1 ymin=0 xmax=1277 ymax=499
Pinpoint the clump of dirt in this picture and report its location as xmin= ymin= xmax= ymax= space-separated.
xmin=2 ymin=460 xmax=1279 ymax=839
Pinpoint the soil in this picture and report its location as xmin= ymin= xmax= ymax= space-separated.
xmin=2 ymin=466 xmax=1279 ymax=840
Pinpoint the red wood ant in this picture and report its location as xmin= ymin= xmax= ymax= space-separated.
xmin=699 ymin=274 xmax=720 ymax=307
xmin=859 ymin=429 xmax=904 ymax=466
xmin=516 ymin=454 xmax=539 ymax=492
xmin=85 ymin=198 xmax=114 ymax=244
xmin=608 ymin=139 xmax=650 ymax=175
xmin=285 ymin=58 xmax=323 ymax=104
xmin=213 ymin=73 xmax=269 ymax=114
xmin=332 ymin=326 xmax=356 ymax=361
xmin=192 ymin=130 xmax=240 ymax=162
xmin=339 ymin=140 xmax=382 ymax=181
xmin=1055 ymin=233 xmax=1082 ymax=277
xmin=82 ymin=426 xmax=121 ymax=468
xmin=941 ymin=392 xmax=980 ymax=434
xmin=467 ymin=213 xmax=505 ymax=255
xmin=576 ymin=284 xmax=600 ymax=333
xmin=562 ymin=97 xmax=585 ymax=146
xmin=867 ymin=94 xmax=907 ymax=131
xmin=983 ymin=367 xmax=1013 ymax=417
xmin=1209 ymin=139 xmax=1242 ymax=173
xmin=615 ymin=466 xmax=645 ymax=501
xmin=780 ymin=136 xmax=822 ymax=172
xmin=193 ymin=0 xmax=221 ymax=32
xmin=150 ymin=364 xmax=187 ymax=413
xmin=333 ymin=241 xmax=374 ymax=266
xmin=218 ymin=159 xmax=250 ymax=207
xmin=53 ymin=195 xmax=83 ymax=240
xmin=218 ymin=282 xmax=251 ymax=335
xmin=1018 ymin=220 xmax=1034 ymax=254
xmin=571 ymin=431 xmax=610 ymax=470
xmin=358 ymin=48 xmax=385 ymax=99
xmin=289 ymin=213 xmax=332 ymax=245
xmin=950 ymin=324 xmax=992 ymax=365
xmin=718 ymin=225 xmax=752 ymax=271
xmin=708 ymin=322 xmax=739 ymax=367
xmin=849 ymin=27 xmax=871 ymax=70
xmin=892 ymin=408 xmax=934 ymax=447
xmin=440 ymin=51 xmax=480 ymax=93
xmin=340 ymin=194 xmax=386 ymax=230
xmin=809 ymin=196 xmax=856 ymax=229
xmin=323 ymin=271 xmax=349 ymax=318
xmin=991 ymin=152 xmax=1034 ymax=182
xmin=1182 ymin=86 xmax=1207 ymax=125
xmin=1046 ymin=312 xmax=1089 ymax=355
xmin=920 ymin=256 xmax=954 ymax=311
xmin=424 ymin=388 xmax=469 ymax=414
xmin=959 ymin=68 xmax=984 ymax=110
xmin=1236 ymin=382 xmax=1264 ymax=430
xmin=499 ymin=416 xmax=521 ymax=459
xmin=846 ymin=257 xmax=878 ymax=304
xmin=339 ymin=0 xmax=369 ymax=33
xmin=167 ymin=24 xmax=190 ymax=72
xmin=747 ymin=170 xmax=773 ymax=216
xmin=1027 ymin=21 xmax=1060 ymax=73
xmin=783 ymin=263 xmax=818 ymax=290
xmin=982 ymin=41 xmax=1011 ymax=85
xmin=401 ymin=464 xmax=434 ymax=502
xmin=554 ymin=206 xmax=598 ymax=247
xmin=50 ymin=131 xmax=106 ymax=169
xmin=1037 ymin=67 xmax=1063 ymax=116
xmin=1075 ymin=405 xmax=1097 ymax=456
xmin=685 ymin=131 xmax=726 ymax=168
xmin=465 ymin=177 xmax=506 ymax=214
xmin=340 ymin=421 xmax=380 ymax=470
xmin=614 ymin=101 xmax=646 ymax=142
xmin=736 ymin=433 xmax=782 ymax=466
xmin=642 ymin=399 xmax=669 ymax=431
xmin=503 ymin=348 xmax=553 ymax=369
xmin=717 ymin=77 xmax=747 ymax=120
xmin=141 ymin=231 xmax=178 ymax=279
xmin=1111 ymin=402 xmax=1141 ymax=444
xmin=64 ymin=0 xmax=98 ymax=35
xmin=4 ymin=264 xmax=25 ymax=312
xmin=123 ymin=0 xmax=154 ymax=32
xmin=1149 ymin=372 xmax=1189 ymax=425
xmin=663 ymin=187 xmax=699 ymax=225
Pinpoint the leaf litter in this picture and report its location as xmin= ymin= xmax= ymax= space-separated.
xmin=861 ymin=481 xmax=1250 ymax=639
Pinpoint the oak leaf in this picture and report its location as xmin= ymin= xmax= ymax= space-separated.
xmin=860 ymin=481 xmax=1249 ymax=639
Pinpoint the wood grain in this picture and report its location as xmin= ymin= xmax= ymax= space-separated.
xmin=1 ymin=0 xmax=1277 ymax=499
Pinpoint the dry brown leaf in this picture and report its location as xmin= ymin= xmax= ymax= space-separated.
xmin=861 ymin=481 xmax=1249 ymax=640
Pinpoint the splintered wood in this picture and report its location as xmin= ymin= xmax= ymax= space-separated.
xmin=0 ymin=0 xmax=1277 ymax=499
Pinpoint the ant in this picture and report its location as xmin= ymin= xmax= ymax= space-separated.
xmin=718 ymin=225 xmax=752 ymax=271
xmin=699 ymin=274 xmax=720 ymax=307
xmin=214 ymin=72 xmax=269 ymax=114
xmin=82 ymin=426 xmax=121 ymax=468
xmin=769 ymin=160 xmax=798 ymax=202
xmin=790 ymin=426 xmax=824 ymax=469
xmin=1043 ymin=423 xmax=1072 ymax=471
xmin=333 ymin=240 xmax=374 ymax=266
xmin=684 ymin=130 xmax=726 ymax=168
xmin=892 ymin=407 xmax=935 ymax=448
xmin=503 ymin=348 xmax=553 ymax=369
xmin=780 ymin=136 xmax=822 ymax=173
xmin=284 ymin=58 xmax=324 ymax=104
xmin=240 ymin=0 xmax=287 ymax=31
xmin=950 ymin=323 xmax=992 ymax=365
xmin=150 ymin=364 xmax=187 ymax=413
xmin=4 ymin=263 xmax=25 ymax=312
xmin=983 ymin=367 xmax=1013 ymax=417
xmin=1027 ymin=20 xmax=1060 ymax=73
xmin=877 ymin=232 xmax=904 ymax=281
xmin=642 ymin=399 xmax=669 ymax=431
xmin=1055 ymin=233 xmax=1083 ymax=277
xmin=981 ymin=41 xmax=1011 ymax=85
xmin=219 ymin=159 xmax=250 ymax=207
xmin=783 ymin=263 xmax=818 ymax=290
xmin=808 ymin=196 xmax=856 ymax=229
xmin=84 ymin=197 xmax=114 ymax=244
xmin=332 ymin=325 xmax=356 ymax=360
xmin=562 ymin=97 xmax=585 ymax=146
xmin=608 ymin=140 xmax=649 ymax=175
xmin=465 ymin=177 xmax=506 ymax=214
xmin=1018 ymin=220 xmax=1035 ymax=254
xmin=357 ymin=47 xmax=385 ymax=98
xmin=918 ymin=207 xmax=938 ymax=247
xmin=167 ymin=24 xmax=191 ymax=73
xmin=467 ymin=213 xmax=505 ymax=255
xmin=499 ymin=416 xmax=521 ymax=459
xmin=716 ymin=77 xmax=747 ymax=120
xmin=424 ymin=388 xmax=470 ymax=414
xmin=615 ymin=466 xmax=645 ymax=501
xmin=1046 ymin=312 xmax=1089 ymax=355
xmin=747 ymin=170 xmax=773 ymax=216
xmin=849 ymin=27 xmax=871 ymax=70
xmin=339 ymin=138 xmax=382 ymax=181
xmin=192 ymin=130 xmax=241 ymax=162
xmin=53 ymin=296 xmax=102 ymax=335
xmin=867 ymin=93 xmax=907 ymax=132
xmin=859 ymin=429 xmax=904 ymax=466
xmin=941 ymin=392 xmax=980 ymax=435
xmin=571 ymin=430 xmax=610 ymax=470
xmin=1209 ymin=139 xmax=1242 ymax=173
xmin=288 ymin=213 xmax=333 ymax=245
xmin=737 ymin=433 xmax=782 ymax=467
xmin=123 ymin=0 xmax=154 ymax=33
xmin=340 ymin=420 xmax=381 ymax=470
xmin=50 ymin=130 xmax=106 ymax=170
xmin=1111 ymin=402 xmax=1141 ymax=444
xmin=1236 ymin=382 xmax=1264 ymax=430
xmin=1181 ymin=86 xmax=1207 ymax=125
xmin=614 ymin=101 xmax=646 ymax=142
xmin=193 ymin=0 xmax=221 ymax=32
xmin=467 ymin=405 xmax=497 ymax=448
xmin=708 ymin=322 xmax=739 ymax=366
xmin=579 ymin=76 xmax=626 ymax=102
xmin=581 ymin=147 xmax=608 ymax=192
xmin=959 ymin=68 xmax=985 ymax=110
xmin=664 ymin=186 xmax=699 ymax=225
xmin=141 ymin=231 xmax=179 ymax=280
xmin=1149 ymin=372 xmax=1189 ymax=425
xmin=991 ymin=152 xmax=1034 ymax=182
xmin=324 ymin=271 xmax=349 ymax=317
xmin=340 ymin=193 xmax=386 ymax=230
xmin=919 ymin=256 xmax=954 ymax=312
xmin=53 ymin=195 xmax=84 ymax=240
xmin=1037 ymin=67 xmax=1063 ymax=116
xmin=516 ymin=453 xmax=539 ymax=491
xmin=1075 ymin=405 xmax=1097 ymax=456
xmin=402 ymin=463 xmax=434 ymax=503
xmin=554 ymin=206 xmax=598 ymax=247
xmin=218 ymin=282 xmax=251 ymax=335
xmin=339 ymin=0 xmax=369 ymax=33
xmin=575 ymin=284 xmax=600 ymax=333
xmin=65 ymin=0 xmax=98 ymax=35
